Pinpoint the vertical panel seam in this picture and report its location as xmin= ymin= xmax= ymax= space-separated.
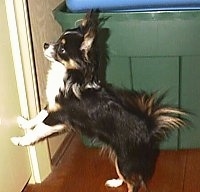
xmin=129 ymin=56 xmax=134 ymax=90
xmin=178 ymin=56 xmax=182 ymax=150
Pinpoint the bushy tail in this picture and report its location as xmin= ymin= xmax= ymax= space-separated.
xmin=115 ymin=89 xmax=188 ymax=141
xmin=130 ymin=91 xmax=188 ymax=141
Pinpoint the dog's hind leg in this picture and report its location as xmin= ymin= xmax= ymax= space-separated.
xmin=11 ymin=123 xmax=65 ymax=146
xmin=115 ymin=159 xmax=134 ymax=192
xmin=105 ymin=159 xmax=124 ymax=188
xmin=114 ymin=158 xmax=148 ymax=192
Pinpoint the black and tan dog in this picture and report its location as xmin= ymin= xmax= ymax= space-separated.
xmin=11 ymin=12 xmax=187 ymax=192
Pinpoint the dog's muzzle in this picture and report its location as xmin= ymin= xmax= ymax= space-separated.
xmin=43 ymin=43 xmax=56 ymax=62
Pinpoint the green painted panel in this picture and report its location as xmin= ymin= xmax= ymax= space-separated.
xmin=53 ymin=3 xmax=200 ymax=149
xmin=54 ymin=3 xmax=200 ymax=57
xmin=131 ymin=57 xmax=179 ymax=149
xmin=106 ymin=56 xmax=132 ymax=89
xmin=105 ymin=17 xmax=200 ymax=57
xmin=180 ymin=56 xmax=200 ymax=149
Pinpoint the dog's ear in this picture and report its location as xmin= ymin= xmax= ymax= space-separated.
xmin=80 ymin=11 xmax=98 ymax=55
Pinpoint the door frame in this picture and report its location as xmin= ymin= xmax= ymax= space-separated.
xmin=5 ymin=0 xmax=52 ymax=183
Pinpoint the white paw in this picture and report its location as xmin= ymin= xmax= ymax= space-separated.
xmin=17 ymin=116 xmax=33 ymax=129
xmin=10 ymin=136 xmax=34 ymax=146
xmin=105 ymin=178 xmax=123 ymax=188
xmin=11 ymin=137 xmax=23 ymax=146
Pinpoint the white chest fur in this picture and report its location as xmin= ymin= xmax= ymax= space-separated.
xmin=46 ymin=61 xmax=66 ymax=109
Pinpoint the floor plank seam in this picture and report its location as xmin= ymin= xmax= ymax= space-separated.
xmin=181 ymin=150 xmax=189 ymax=192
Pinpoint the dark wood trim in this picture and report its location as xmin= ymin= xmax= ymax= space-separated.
xmin=51 ymin=131 xmax=75 ymax=167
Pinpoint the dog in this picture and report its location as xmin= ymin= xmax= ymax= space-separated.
xmin=11 ymin=11 xmax=187 ymax=192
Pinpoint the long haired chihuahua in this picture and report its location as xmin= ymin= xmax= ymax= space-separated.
xmin=11 ymin=12 xmax=187 ymax=192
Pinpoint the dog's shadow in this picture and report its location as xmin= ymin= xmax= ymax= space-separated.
xmin=95 ymin=15 xmax=110 ymax=85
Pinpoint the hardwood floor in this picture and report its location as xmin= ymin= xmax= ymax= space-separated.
xmin=23 ymin=135 xmax=200 ymax=192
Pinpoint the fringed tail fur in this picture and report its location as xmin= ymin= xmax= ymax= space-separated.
xmin=115 ymin=89 xmax=188 ymax=142
xmin=130 ymin=91 xmax=187 ymax=141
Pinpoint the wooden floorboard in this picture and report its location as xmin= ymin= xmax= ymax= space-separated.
xmin=23 ymin=135 xmax=200 ymax=192
xmin=183 ymin=150 xmax=200 ymax=192
xmin=148 ymin=150 xmax=187 ymax=192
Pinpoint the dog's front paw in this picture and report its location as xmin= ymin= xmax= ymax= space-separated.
xmin=105 ymin=178 xmax=123 ymax=188
xmin=17 ymin=116 xmax=34 ymax=129
xmin=10 ymin=136 xmax=34 ymax=146
xmin=11 ymin=137 xmax=22 ymax=146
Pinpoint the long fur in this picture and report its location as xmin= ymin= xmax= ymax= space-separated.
xmin=11 ymin=11 xmax=187 ymax=192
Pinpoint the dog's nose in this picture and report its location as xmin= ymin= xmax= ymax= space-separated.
xmin=43 ymin=43 xmax=49 ymax=49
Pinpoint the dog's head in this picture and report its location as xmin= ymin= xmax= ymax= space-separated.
xmin=44 ymin=11 xmax=100 ymax=98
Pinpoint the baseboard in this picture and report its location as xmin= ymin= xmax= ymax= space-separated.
xmin=51 ymin=131 xmax=75 ymax=167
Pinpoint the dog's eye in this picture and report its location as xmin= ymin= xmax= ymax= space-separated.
xmin=60 ymin=47 xmax=66 ymax=54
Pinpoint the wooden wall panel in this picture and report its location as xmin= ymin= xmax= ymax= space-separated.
xmin=27 ymin=0 xmax=67 ymax=159
xmin=27 ymin=0 xmax=62 ymax=107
